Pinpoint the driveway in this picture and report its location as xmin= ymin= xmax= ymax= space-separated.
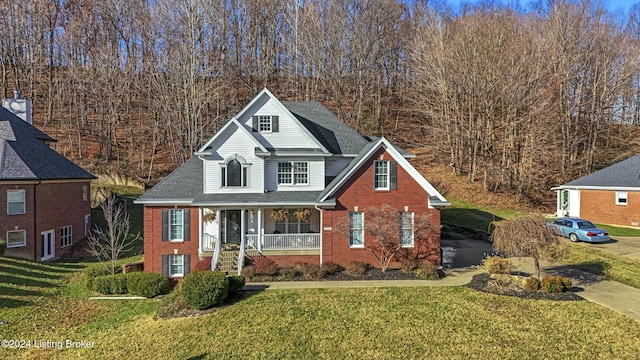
xmin=586 ymin=236 xmax=640 ymax=260
xmin=440 ymin=238 xmax=493 ymax=268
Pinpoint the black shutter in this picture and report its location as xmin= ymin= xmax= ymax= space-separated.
xmin=252 ymin=116 xmax=258 ymax=132
xmin=242 ymin=167 xmax=248 ymax=187
xmin=221 ymin=167 xmax=226 ymax=187
xmin=272 ymin=116 xmax=279 ymax=132
xmin=162 ymin=255 xmax=169 ymax=276
xmin=184 ymin=254 xmax=191 ymax=275
xmin=161 ymin=210 xmax=169 ymax=241
xmin=183 ymin=210 xmax=190 ymax=241
xmin=390 ymin=161 xmax=397 ymax=190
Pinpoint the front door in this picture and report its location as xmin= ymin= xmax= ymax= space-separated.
xmin=41 ymin=230 xmax=55 ymax=261
xmin=221 ymin=210 xmax=242 ymax=245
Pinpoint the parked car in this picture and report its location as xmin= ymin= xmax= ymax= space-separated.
xmin=548 ymin=217 xmax=610 ymax=243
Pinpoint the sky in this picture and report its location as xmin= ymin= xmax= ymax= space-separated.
xmin=449 ymin=0 xmax=637 ymax=14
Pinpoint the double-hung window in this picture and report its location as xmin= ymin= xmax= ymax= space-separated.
xmin=278 ymin=162 xmax=308 ymax=185
xmin=399 ymin=212 xmax=414 ymax=247
xmin=252 ymin=115 xmax=279 ymax=133
xmin=162 ymin=209 xmax=190 ymax=242
xmin=274 ymin=213 xmax=311 ymax=234
xmin=7 ymin=189 xmax=25 ymax=214
xmin=60 ymin=226 xmax=73 ymax=247
xmin=374 ymin=161 xmax=397 ymax=190
xmin=349 ymin=212 xmax=364 ymax=247
xmin=162 ymin=254 xmax=190 ymax=277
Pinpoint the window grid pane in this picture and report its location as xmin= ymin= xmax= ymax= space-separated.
xmin=399 ymin=212 xmax=414 ymax=246
xmin=170 ymin=210 xmax=183 ymax=240
xmin=293 ymin=162 xmax=308 ymax=184
xmin=374 ymin=161 xmax=388 ymax=189
xmin=170 ymin=255 xmax=183 ymax=276
xmin=278 ymin=162 xmax=293 ymax=184
xmin=349 ymin=212 xmax=364 ymax=246
xmin=61 ymin=226 xmax=73 ymax=247
xmin=259 ymin=115 xmax=271 ymax=132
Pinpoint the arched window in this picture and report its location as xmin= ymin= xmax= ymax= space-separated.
xmin=227 ymin=159 xmax=242 ymax=186
xmin=221 ymin=155 xmax=248 ymax=187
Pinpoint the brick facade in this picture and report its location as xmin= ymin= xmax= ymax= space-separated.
xmin=142 ymin=148 xmax=442 ymax=276
xmin=580 ymin=190 xmax=640 ymax=227
xmin=1 ymin=181 xmax=91 ymax=261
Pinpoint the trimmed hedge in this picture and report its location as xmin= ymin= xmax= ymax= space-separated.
xmin=85 ymin=264 xmax=113 ymax=291
xmin=93 ymin=274 xmax=128 ymax=295
xmin=182 ymin=271 xmax=229 ymax=310
xmin=126 ymin=272 xmax=169 ymax=298
xmin=156 ymin=291 xmax=189 ymax=319
xmin=227 ymin=275 xmax=246 ymax=293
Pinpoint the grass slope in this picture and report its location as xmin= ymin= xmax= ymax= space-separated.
xmin=2 ymin=257 xmax=640 ymax=359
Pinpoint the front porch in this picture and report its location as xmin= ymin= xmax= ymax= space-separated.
xmin=199 ymin=207 xmax=321 ymax=273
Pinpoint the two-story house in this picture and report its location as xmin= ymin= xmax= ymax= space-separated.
xmin=135 ymin=89 xmax=449 ymax=276
xmin=1 ymin=95 xmax=95 ymax=261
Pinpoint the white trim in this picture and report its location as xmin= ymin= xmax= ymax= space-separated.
xmin=374 ymin=160 xmax=390 ymax=190
xmin=7 ymin=189 xmax=26 ymax=215
xmin=553 ymin=185 xmax=640 ymax=191
xmin=6 ymin=229 xmax=26 ymax=248
xmin=348 ymin=211 xmax=365 ymax=248
xmin=195 ymin=117 xmax=268 ymax=155
xmin=168 ymin=254 xmax=185 ymax=277
xmin=231 ymin=88 xmax=330 ymax=154
xmin=168 ymin=209 xmax=185 ymax=242
xmin=319 ymin=137 xmax=449 ymax=207
xmin=616 ymin=191 xmax=628 ymax=206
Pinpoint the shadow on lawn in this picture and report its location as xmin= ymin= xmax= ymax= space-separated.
xmin=0 ymin=274 xmax=56 ymax=288
xmin=1 ymin=257 xmax=84 ymax=272
xmin=0 ymin=297 xmax=32 ymax=309
xmin=0 ymin=285 xmax=44 ymax=297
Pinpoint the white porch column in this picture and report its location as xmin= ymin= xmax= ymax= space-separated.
xmin=198 ymin=208 xmax=203 ymax=253
xmin=238 ymin=208 xmax=246 ymax=276
xmin=257 ymin=208 xmax=262 ymax=252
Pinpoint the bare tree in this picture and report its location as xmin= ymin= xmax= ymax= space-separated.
xmin=490 ymin=216 xmax=566 ymax=280
xmin=87 ymin=195 xmax=139 ymax=275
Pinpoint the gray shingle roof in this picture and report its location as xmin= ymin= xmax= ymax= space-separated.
xmin=0 ymin=108 xmax=94 ymax=180
xmin=282 ymin=101 xmax=369 ymax=155
xmin=563 ymin=155 xmax=640 ymax=188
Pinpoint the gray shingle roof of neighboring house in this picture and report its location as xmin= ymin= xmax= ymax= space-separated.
xmin=282 ymin=101 xmax=369 ymax=155
xmin=0 ymin=108 xmax=94 ymax=180
xmin=562 ymin=155 xmax=640 ymax=188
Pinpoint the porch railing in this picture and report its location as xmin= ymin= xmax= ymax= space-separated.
xmin=245 ymin=233 xmax=320 ymax=251
xmin=202 ymin=233 xmax=217 ymax=252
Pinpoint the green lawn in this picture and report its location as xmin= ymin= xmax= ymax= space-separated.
xmin=441 ymin=197 xmax=525 ymax=232
xmin=1 ymin=257 xmax=640 ymax=359
xmin=560 ymin=242 xmax=640 ymax=289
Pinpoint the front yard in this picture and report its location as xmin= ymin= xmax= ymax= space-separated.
xmin=1 ymin=257 xmax=640 ymax=359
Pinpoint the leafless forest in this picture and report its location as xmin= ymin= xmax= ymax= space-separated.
xmin=1 ymin=0 xmax=639 ymax=203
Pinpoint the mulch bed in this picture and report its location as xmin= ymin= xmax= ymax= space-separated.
xmin=465 ymin=273 xmax=584 ymax=301
xmin=248 ymin=268 xmax=422 ymax=282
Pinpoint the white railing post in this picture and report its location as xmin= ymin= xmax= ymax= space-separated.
xmin=211 ymin=235 xmax=220 ymax=271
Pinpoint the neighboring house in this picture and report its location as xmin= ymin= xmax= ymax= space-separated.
xmin=553 ymin=155 xmax=640 ymax=227
xmin=135 ymin=88 xmax=449 ymax=277
xmin=0 ymin=95 xmax=95 ymax=261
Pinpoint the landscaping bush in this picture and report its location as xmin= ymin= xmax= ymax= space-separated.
xmin=253 ymin=257 xmax=278 ymax=276
xmin=241 ymin=265 xmax=256 ymax=280
xmin=84 ymin=263 xmax=113 ymax=291
xmin=482 ymin=256 xmax=513 ymax=275
xmin=321 ymin=262 xmax=343 ymax=275
xmin=0 ymin=238 xmax=6 ymax=257
xmin=193 ymin=257 xmax=212 ymax=272
xmin=298 ymin=263 xmax=326 ymax=280
xmin=93 ymin=274 xmax=128 ymax=295
xmin=415 ymin=262 xmax=441 ymax=280
xmin=401 ymin=258 xmax=419 ymax=273
xmin=126 ymin=272 xmax=169 ymax=298
xmin=227 ymin=275 xmax=246 ymax=293
xmin=182 ymin=271 xmax=229 ymax=310
xmin=560 ymin=277 xmax=573 ymax=290
xmin=278 ymin=266 xmax=301 ymax=279
xmin=156 ymin=290 xmax=189 ymax=319
xmin=523 ymin=277 xmax=540 ymax=291
xmin=345 ymin=261 xmax=369 ymax=276
xmin=540 ymin=276 xmax=565 ymax=293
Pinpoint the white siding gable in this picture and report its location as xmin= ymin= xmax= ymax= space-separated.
xmin=203 ymin=124 xmax=264 ymax=194
xmin=237 ymin=93 xmax=321 ymax=150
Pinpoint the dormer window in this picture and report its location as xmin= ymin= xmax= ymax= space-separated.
xmin=252 ymin=115 xmax=279 ymax=133
xmin=221 ymin=155 xmax=249 ymax=187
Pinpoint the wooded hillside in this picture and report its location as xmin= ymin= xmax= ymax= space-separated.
xmin=1 ymin=0 xmax=639 ymax=205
